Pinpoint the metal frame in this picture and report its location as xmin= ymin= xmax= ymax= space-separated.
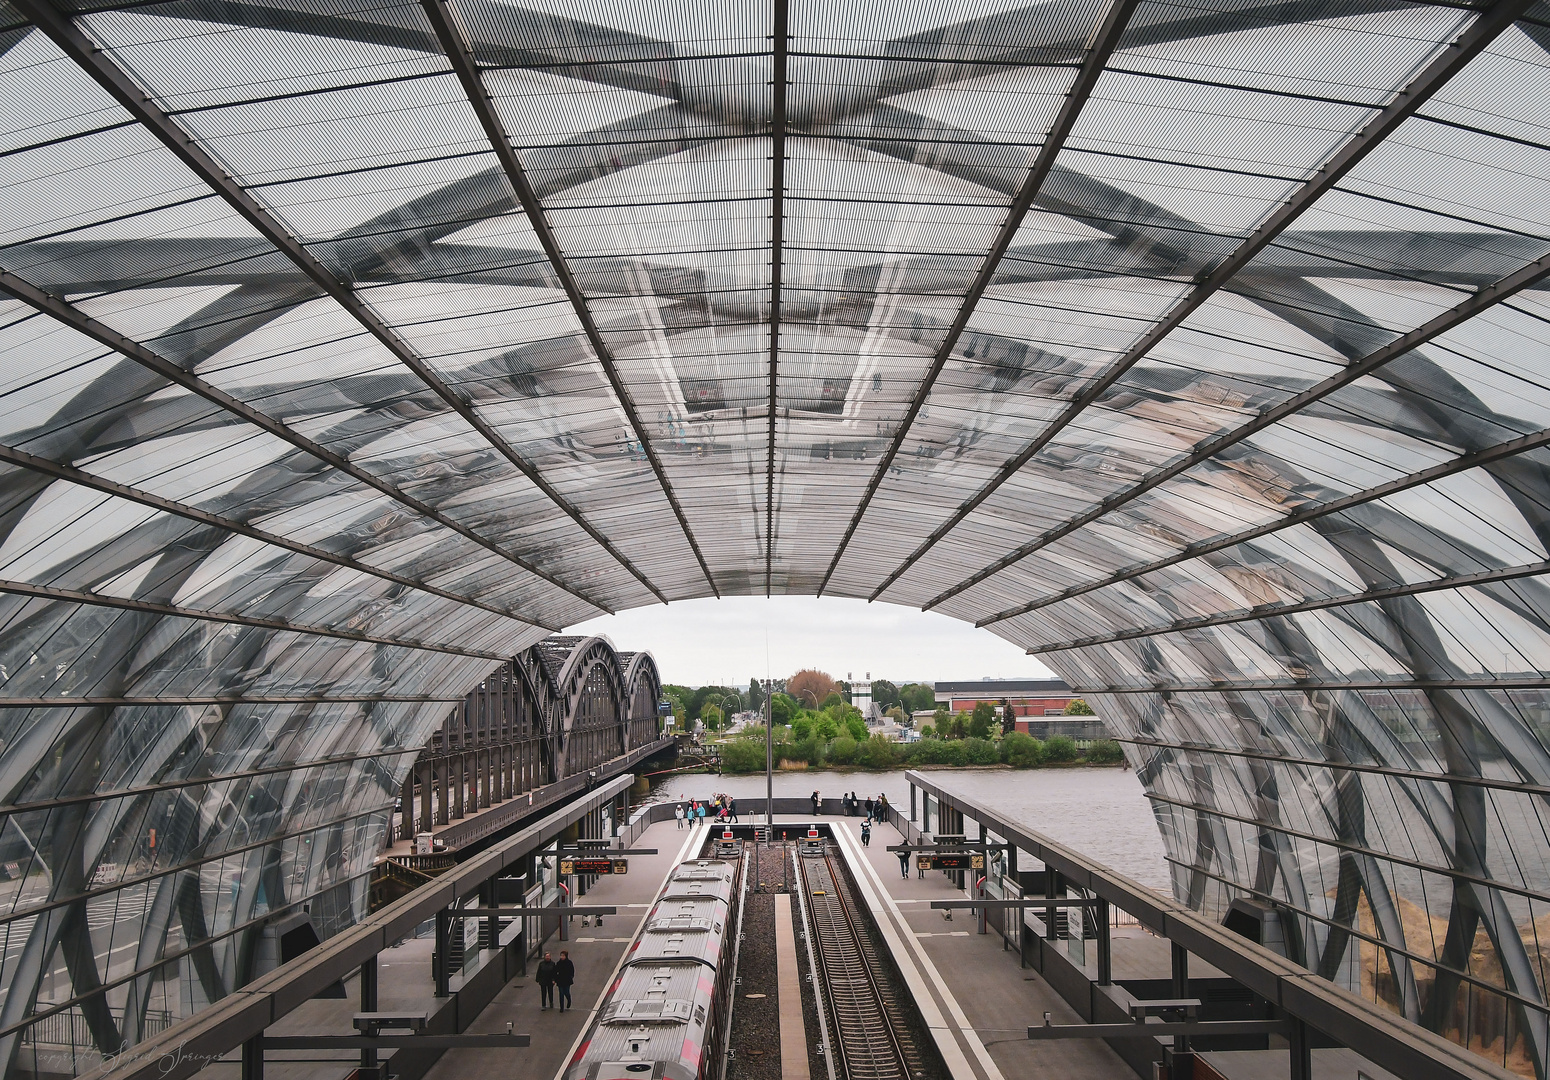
xmin=11 ymin=0 xmax=670 ymax=605
xmin=905 ymin=771 xmax=1518 ymax=1080
xmin=816 ymin=0 xmax=1142 ymax=596
xmin=0 ymin=439 xmax=557 ymax=630
xmin=0 ymin=578 xmax=507 ymax=661
xmin=869 ymin=0 xmax=1537 ymax=609
xmin=79 ymin=774 xmax=636 ymax=1080
xmin=419 ymin=0 xmax=716 ymax=600
xmin=0 ymin=267 xmax=613 ymax=613
xmin=764 ymin=0 xmax=789 ymax=595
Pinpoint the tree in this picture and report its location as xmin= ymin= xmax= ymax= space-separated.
xmin=792 ymin=716 xmax=814 ymax=740
xmin=749 ymin=678 xmax=766 ymax=713
xmin=870 ymin=679 xmax=900 ymax=711
xmin=789 ymin=669 xmax=841 ymax=709
xmin=947 ymin=712 xmax=969 ymax=740
xmin=886 ymin=706 xmax=907 ymax=724
xmin=1000 ymin=698 xmax=1017 ymax=735
xmin=845 ymin=716 xmax=868 ymax=741
xmin=701 ymin=704 xmax=724 ymax=731
xmin=821 ymin=690 xmax=846 ymax=709
xmin=771 ymin=694 xmax=796 ymax=725
xmin=900 ymin=683 xmax=936 ymax=714
xmin=920 ymin=725 xmax=935 ymax=739
xmin=814 ymin=715 xmax=840 ymax=740
xmin=969 ymin=701 xmax=996 ymax=740
xmin=1064 ymin=698 xmax=1094 ymax=716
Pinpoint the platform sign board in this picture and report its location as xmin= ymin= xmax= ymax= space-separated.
xmin=560 ymin=858 xmax=628 ymax=876
xmin=917 ymin=852 xmax=984 ymax=871
xmin=931 ymin=834 xmax=967 ymax=845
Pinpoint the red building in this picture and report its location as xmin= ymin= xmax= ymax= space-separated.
xmin=933 ymin=678 xmax=1077 ymax=734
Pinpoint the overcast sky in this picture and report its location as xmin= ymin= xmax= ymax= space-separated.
xmin=566 ymin=596 xmax=1059 ymax=688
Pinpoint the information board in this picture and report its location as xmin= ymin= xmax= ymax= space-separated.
xmin=916 ymin=852 xmax=984 ymax=871
xmin=560 ymin=858 xmax=628 ymax=876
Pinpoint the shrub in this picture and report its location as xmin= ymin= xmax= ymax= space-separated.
xmin=1084 ymin=739 xmax=1125 ymax=765
xmin=827 ymin=735 xmax=859 ymax=765
xmin=938 ymin=739 xmax=968 ymax=766
xmin=920 ymin=725 xmax=935 ymax=739
xmin=792 ymin=716 xmax=814 ymax=740
xmin=845 ymin=717 xmax=868 ymax=742
xmin=1044 ymin=735 xmax=1079 ymax=763
xmin=1000 ymin=731 xmax=1045 ymax=768
xmin=720 ymin=739 xmax=764 ymax=773
xmin=962 ymin=737 xmax=1000 ymax=765
xmin=856 ymin=734 xmax=904 ymax=769
xmin=905 ymin=738 xmax=948 ymax=765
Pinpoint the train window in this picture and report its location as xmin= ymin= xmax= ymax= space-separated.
xmin=695 ymin=1006 xmax=706 ymax=1025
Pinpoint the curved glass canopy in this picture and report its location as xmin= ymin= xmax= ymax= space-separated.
xmin=0 ymin=0 xmax=1549 ymax=1072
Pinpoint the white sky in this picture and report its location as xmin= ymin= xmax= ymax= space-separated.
xmin=566 ymin=595 xmax=1059 ymax=688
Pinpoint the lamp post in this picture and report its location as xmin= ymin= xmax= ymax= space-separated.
xmin=765 ymin=693 xmax=774 ymax=828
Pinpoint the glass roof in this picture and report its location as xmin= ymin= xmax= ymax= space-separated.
xmin=2 ymin=0 xmax=1550 ymax=1073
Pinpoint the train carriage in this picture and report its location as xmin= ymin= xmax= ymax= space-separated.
xmin=564 ymin=857 xmax=744 ymax=1080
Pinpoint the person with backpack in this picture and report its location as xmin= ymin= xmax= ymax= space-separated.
xmin=554 ymin=949 xmax=575 ymax=1012
xmin=536 ymin=952 xmax=557 ymax=1010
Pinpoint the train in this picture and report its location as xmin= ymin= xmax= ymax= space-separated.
xmin=563 ymin=847 xmax=745 ymax=1080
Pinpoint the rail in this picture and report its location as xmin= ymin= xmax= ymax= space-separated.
xmin=797 ymin=841 xmax=918 ymax=1080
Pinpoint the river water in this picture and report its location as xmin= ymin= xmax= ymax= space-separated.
xmin=643 ymin=765 xmax=1173 ymax=896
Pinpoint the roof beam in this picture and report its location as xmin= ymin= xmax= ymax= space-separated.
xmin=12 ymin=0 xmax=670 ymax=605
xmin=419 ymin=0 xmax=719 ymax=598
xmin=0 ymin=269 xmax=614 ymax=615
xmin=0 ymin=441 xmax=559 ymax=631
xmin=0 ymin=695 xmax=465 ymax=707
xmin=1072 ymin=677 xmax=1550 ymax=693
xmin=0 ymin=578 xmax=507 ymax=660
xmin=952 ymin=249 xmax=1550 ymax=616
xmin=866 ymin=0 xmax=1536 ymax=605
xmin=974 ymin=250 xmax=1550 ymax=626
xmin=1025 ymin=558 xmax=1550 ymax=655
xmin=766 ymin=0 xmax=789 ymax=595
xmin=816 ymin=0 xmax=1141 ymax=595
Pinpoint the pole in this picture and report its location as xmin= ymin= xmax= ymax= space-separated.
xmin=765 ymin=694 xmax=774 ymax=827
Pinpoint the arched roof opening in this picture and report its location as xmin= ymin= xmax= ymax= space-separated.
xmin=1 ymin=0 xmax=1549 ymax=1072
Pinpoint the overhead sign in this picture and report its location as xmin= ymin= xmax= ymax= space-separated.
xmin=917 ymin=852 xmax=984 ymax=871
xmin=931 ymin=834 xmax=967 ymax=845
xmin=560 ymin=858 xmax=628 ymax=876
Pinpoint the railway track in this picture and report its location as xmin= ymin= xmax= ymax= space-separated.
xmin=798 ymin=842 xmax=927 ymax=1080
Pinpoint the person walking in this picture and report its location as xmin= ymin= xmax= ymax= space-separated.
xmin=675 ymin=804 xmax=685 ymax=829
xmin=810 ymin=790 xmax=821 ymax=816
xmin=728 ymin=797 xmax=738 ymax=823
xmin=897 ymin=849 xmax=910 ymax=879
xmin=861 ymin=819 xmax=872 ymax=847
xmin=536 ymin=952 xmax=557 ymax=1010
xmin=554 ymin=949 xmax=575 ymax=1012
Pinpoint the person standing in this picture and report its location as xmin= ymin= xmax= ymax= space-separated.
xmin=897 ymin=849 xmax=910 ymax=879
xmin=864 ymin=796 xmax=875 ymax=819
xmin=536 ymin=952 xmax=557 ymax=1010
xmin=810 ymin=790 xmax=821 ymax=816
xmin=675 ymin=804 xmax=685 ymax=829
xmin=554 ymin=949 xmax=575 ymax=1012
